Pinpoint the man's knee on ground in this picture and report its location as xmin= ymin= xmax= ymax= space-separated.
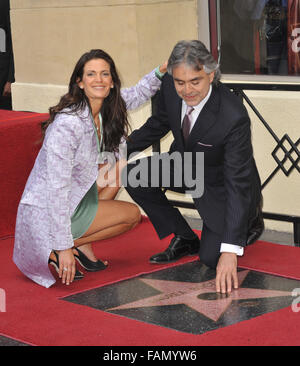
xmin=199 ymin=250 xmax=219 ymax=269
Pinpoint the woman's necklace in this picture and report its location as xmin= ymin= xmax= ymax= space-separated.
xmin=94 ymin=116 xmax=100 ymax=131
xmin=93 ymin=113 xmax=103 ymax=153
xmin=94 ymin=116 xmax=101 ymax=141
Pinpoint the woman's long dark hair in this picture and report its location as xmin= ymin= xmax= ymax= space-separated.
xmin=42 ymin=49 xmax=129 ymax=153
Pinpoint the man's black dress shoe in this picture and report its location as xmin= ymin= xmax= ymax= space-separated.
xmin=247 ymin=210 xmax=264 ymax=245
xmin=247 ymin=194 xmax=264 ymax=245
xmin=149 ymin=235 xmax=200 ymax=264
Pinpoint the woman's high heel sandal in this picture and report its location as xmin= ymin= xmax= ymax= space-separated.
xmin=48 ymin=250 xmax=84 ymax=280
xmin=73 ymin=247 xmax=108 ymax=272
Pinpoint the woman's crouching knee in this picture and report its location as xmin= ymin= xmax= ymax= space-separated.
xmin=127 ymin=203 xmax=141 ymax=228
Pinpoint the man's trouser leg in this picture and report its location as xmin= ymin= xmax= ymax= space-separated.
xmin=123 ymin=154 xmax=196 ymax=240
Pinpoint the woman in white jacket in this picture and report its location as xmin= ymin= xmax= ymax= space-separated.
xmin=13 ymin=49 xmax=166 ymax=288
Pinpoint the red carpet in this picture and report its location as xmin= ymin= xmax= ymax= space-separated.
xmin=1 ymin=217 xmax=300 ymax=346
xmin=0 ymin=110 xmax=47 ymax=238
xmin=1 ymin=110 xmax=300 ymax=346
xmin=239 ymin=240 xmax=300 ymax=281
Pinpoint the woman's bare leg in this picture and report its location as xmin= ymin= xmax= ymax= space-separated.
xmin=97 ymin=186 xmax=120 ymax=201
xmin=73 ymin=199 xmax=141 ymax=262
xmin=73 ymin=160 xmax=137 ymax=262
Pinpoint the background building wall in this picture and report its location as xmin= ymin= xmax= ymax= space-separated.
xmin=10 ymin=0 xmax=198 ymax=111
xmin=10 ymin=0 xmax=300 ymax=234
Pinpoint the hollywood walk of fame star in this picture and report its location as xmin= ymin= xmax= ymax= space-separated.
xmin=107 ymin=270 xmax=293 ymax=322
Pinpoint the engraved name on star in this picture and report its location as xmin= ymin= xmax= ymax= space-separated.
xmin=107 ymin=270 xmax=293 ymax=322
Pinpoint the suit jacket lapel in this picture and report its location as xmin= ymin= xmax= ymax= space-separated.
xmin=169 ymin=94 xmax=185 ymax=151
xmin=186 ymin=85 xmax=220 ymax=148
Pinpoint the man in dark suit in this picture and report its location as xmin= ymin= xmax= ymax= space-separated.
xmin=124 ymin=40 xmax=263 ymax=294
xmin=0 ymin=0 xmax=15 ymax=110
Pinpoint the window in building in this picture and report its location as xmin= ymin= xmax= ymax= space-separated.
xmin=210 ymin=0 xmax=300 ymax=76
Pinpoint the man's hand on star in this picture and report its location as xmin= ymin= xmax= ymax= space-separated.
xmin=215 ymin=252 xmax=238 ymax=294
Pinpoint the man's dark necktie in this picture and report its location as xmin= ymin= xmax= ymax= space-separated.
xmin=182 ymin=106 xmax=194 ymax=144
